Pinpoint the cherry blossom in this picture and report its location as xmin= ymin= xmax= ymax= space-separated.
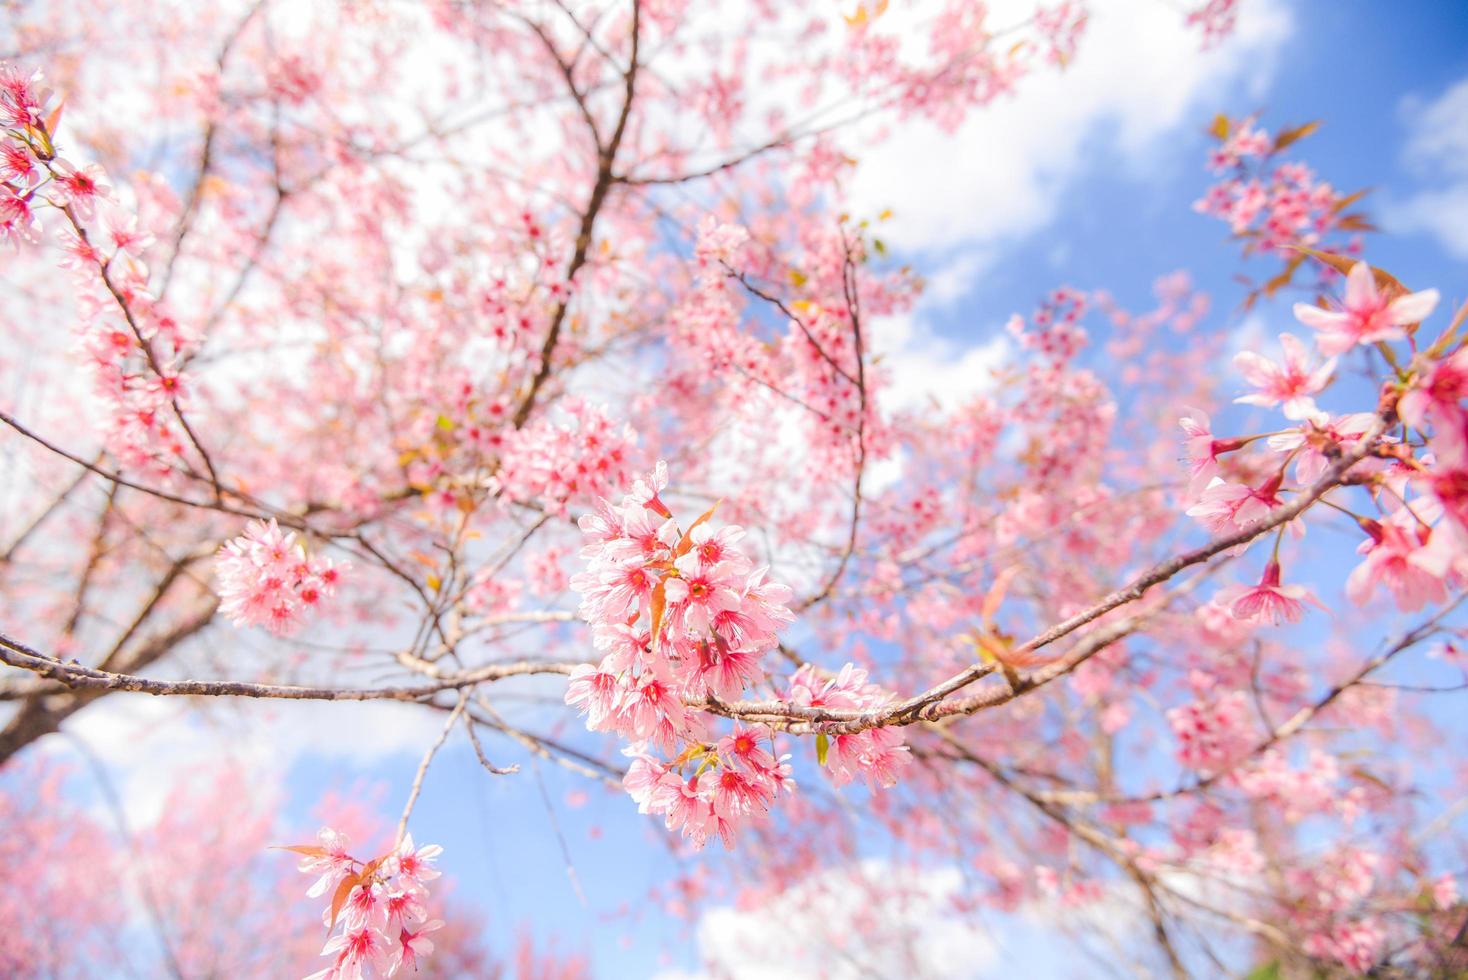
xmin=1294 ymin=260 xmax=1440 ymax=356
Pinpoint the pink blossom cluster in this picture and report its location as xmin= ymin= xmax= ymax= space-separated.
xmin=567 ymin=461 xmax=809 ymax=847
xmin=1167 ymin=690 xmax=1253 ymax=773
xmin=1178 ymin=256 xmax=1463 ymax=619
xmin=1194 ymin=120 xmax=1349 ymax=258
xmin=787 ymin=663 xmax=911 ymax=788
xmin=2 ymin=63 xmax=203 ymax=478
xmin=1186 ymin=0 xmax=1241 ymax=48
xmin=295 ymin=829 xmax=445 ymax=980
xmin=624 ymin=726 xmax=795 ymax=849
xmin=1033 ymin=3 xmax=1089 ymax=67
xmin=216 ymin=518 xmax=344 ymax=636
xmin=491 ymin=399 xmax=639 ymax=515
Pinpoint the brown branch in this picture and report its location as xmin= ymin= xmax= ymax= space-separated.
xmin=0 ymin=631 xmax=578 ymax=704
xmin=704 ymin=414 xmax=1391 ymax=734
xmin=511 ymin=0 xmax=641 ymax=429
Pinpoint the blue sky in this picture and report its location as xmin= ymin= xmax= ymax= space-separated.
xmin=45 ymin=2 xmax=1468 ymax=977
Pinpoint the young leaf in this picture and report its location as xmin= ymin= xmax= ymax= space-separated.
xmin=815 ymin=732 xmax=830 ymax=767
xmin=649 ymin=578 xmax=668 ymax=646
xmin=1271 ymin=120 xmax=1320 ymax=152
xmin=270 ymin=844 xmax=329 ymax=858
xmin=328 ymin=872 xmax=359 ymax=930
xmin=674 ymin=499 xmax=723 ymax=559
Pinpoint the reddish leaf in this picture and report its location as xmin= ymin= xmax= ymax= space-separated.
xmin=674 ymin=499 xmax=722 ymax=559
xmin=649 ymin=579 xmax=667 ymax=646
xmin=1272 ymin=120 xmax=1319 ymax=153
xmin=43 ymin=97 xmax=64 ymax=134
xmin=1331 ymin=188 xmax=1371 ymax=213
xmin=980 ymin=567 xmax=1018 ymax=627
xmin=1299 ymin=248 xmax=1410 ymax=300
xmin=328 ymin=872 xmax=359 ymax=930
xmin=270 ymin=844 xmax=329 ymax=858
xmin=1335 ymin=213 xmax=1377 ymax=232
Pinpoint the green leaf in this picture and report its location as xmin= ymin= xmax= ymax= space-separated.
xmin=815 ymin=732 xmax=829 ymax=767
xmin=436 ymin=414 xmax=455 ymax=432
xmin=1241 ymin=962 xmax=1280 ymax=980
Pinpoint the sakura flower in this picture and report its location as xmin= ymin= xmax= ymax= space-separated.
xmin=47 ymin=158 xmax=111 ymax=218
xmin=336 ymin=879 xmax=386 ymax=932
xmin=1179 ymin=408 xmax=1226 ymax=498
xmin=298 ymin=827 xmax=356 ymax=899
xmin=386 ymin=833 xmax=442 ymax=893
xmin=1266 ymin=412 xmax=1375 ymax=485
xmin=103 ymin=208 xmax=155 ymax=257
xmin=662 ymin=551 xmax=743 ymax=635
xmin=1293 ymin=261 xmax=1439 ymax=356
xmin=1220 ymin=561 xmax=1314 ymax=625
xmin=383 ymin=890 xmax=427 ymax=933
xmin=563 ymin=664 xmax=622 ymax=729
xmin=1168 ymin=690 xmax=1253 ymax=772
xmin=216 ymin=518 xmax=345 ymax=636
xmin=0 ymin=140 xmax=37 ymax=186
xmin=0 ymin=187 xmax=41 ymax=246
xmin=1398 ymin=346 xmax=1468 ymax=434
xmin=1185 ymin=475 xmax=1283 ymax=536
xmin=390 ymin=919 xmax=444 ymax=975
xmin=1233 ymin=333 xmax=1334 ymax=420
xmin=310 ymin=925 xmax=390 ymax=980
xmin=627 ymin=460 xmax=671 ymax=517
xmin=1345 ymin=512 xmax=1452 ymax=612
xmin=717 ymin=725 xmax=776 ymax=773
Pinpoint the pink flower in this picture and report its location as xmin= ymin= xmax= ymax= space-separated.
xmin=662 ymin=551 xmax=743 ymax=635
xmin=298 ymin=827 xmax=355 ymax=899
xmin=383 ymin=890 xmax=427 ymax=932
xmin=1345 ymin=513 xmax=1452 ymax=612
xmin=1399 ymin=347 xmax=1468 ymax=433
xmin=717 ymin=725 xmax=775 ymax=772
xmin=103 ymin=208 xmax=155 ymax=256
xmin=48 ymin=158 xmax=112 ymax=219
xmin=0 ymin=140 xmax=37 ymax=186
xmin=563 ymin=664 xmax=622 ymax=729
xmin=0 ymin=187 xmax=41 ymax=246
xmin=336 ymin=879 xmax=386 ymax=932
xmin=1233 ymin=333 xmax=1335 ymax=420
xmin=1185 ymin=475 xmax=1283 ymax=535
xmin=627 ymin=460 xmax=671 ymax=518
xmin=216 ymin=518 xmax=345 ymax=636
xmin=1266 ymin=412 xmax=1375 ymax=486
xmin=390 ymin=919 xmax=444 ymax=975
xmin=1168 ymin=690 xmax=1253 ymax=772
xmin=386 ymin=833 xmax=442 ymax=893
xmin=1221 ymin=561 xmax=1312 ymax=625
xmin=1179 ymin=408 xmax=1226 ymax=498
xmin=1293 ymin=261 xmax=1439 ymax=356
xmin=309 ymin=926 xmax=390 ymax=980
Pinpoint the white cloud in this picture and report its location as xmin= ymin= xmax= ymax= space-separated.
xmin=1389 ymin=75 xmax=1468 ymax=259
xmin=52 ymin=694 xmax=443 ymax=826
xmin=658 ymin=861 xmax=999 ymax=980
xmin=849 ymin=0 xmax=1294 ymax=256
xmin=874 ymin=313 xmax=1010 ymax=416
